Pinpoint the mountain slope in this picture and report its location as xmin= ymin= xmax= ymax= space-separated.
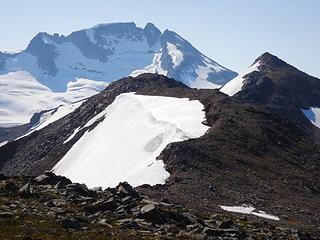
xmin=0 ymin=73 xmax=319 ymax=233
xmin=0 ymin=22 xmax=237 ymax=92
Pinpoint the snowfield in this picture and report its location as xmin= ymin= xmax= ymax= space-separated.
xmin=302 ymin=107 xmax=320 ymax=129
xmin=53 ymin=93 xmax=209 ymax=189
xmin=0 ymin=71 xmax=104 ymax=127
xmin=220 ymin=205 xmax=280 ymax=221
xmin=220 ymin=61 xmax=261 ymax=96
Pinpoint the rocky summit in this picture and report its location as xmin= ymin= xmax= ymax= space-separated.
xmin=0 ymin=172 xmax=317 ymax=240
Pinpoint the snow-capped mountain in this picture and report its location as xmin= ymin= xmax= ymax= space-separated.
xmin=0 ymin=22 xmax=236 ymax=92
xmin=0 ymin=22 xmax=236 ymax=127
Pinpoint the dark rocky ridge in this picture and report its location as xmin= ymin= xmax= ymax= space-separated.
xmin=0 ymin=70 xmax=319 ymax=235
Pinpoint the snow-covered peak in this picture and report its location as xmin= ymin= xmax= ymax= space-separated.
xmin=220 ymin=61 xmax=261 ymax=96
xmin=1 ymin=22 xmax=237 ymax=92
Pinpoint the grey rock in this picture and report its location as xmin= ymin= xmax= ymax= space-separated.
xmin=18 ymin=182 xmax=32 ymax=197
xmin=98 ymin=219 xmax=110 ymax=226
xmin=35 ymin=172 xmax=71 ymax=186
xmin=139 ymin=204 xmax=164 ymax=223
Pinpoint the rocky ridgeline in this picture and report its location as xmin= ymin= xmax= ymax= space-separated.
xmin=0 ymin=172 xmax=317 ymax=240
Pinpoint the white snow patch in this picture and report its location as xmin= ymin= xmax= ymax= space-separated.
xmin=302 ymin=107 xmax=320 ymax=129
xmin=220 ymin=205 xmax=280 ymax=221
xmin=53 ymin=93 xmax=209 ymax=189
xmin=190 ymin=65 xmax=222 ymax=89
xmin=63 ymin=127 xmax=81 ymax=144
xmin=220 ymin=61 xmax=261 ymax=96
xmin=166 ymin=43 xmax=183 ymax=68
xmin=130 ymin=51 xmax=167 ymax=77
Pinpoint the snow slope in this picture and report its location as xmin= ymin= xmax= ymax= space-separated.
xmin=220 ymin=205 xmax=280 ymax=221
xmin=302 ymin=107 xmax=320 ymax=129
xmin=53 ymin=93 xmax=209 ymax=188
xmin=0 ymin=71 xmax=104 ymax=126
xmin=220 ymin=61 xmax=261 ymax=96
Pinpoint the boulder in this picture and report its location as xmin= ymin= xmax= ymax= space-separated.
xmin=85 ymin=197 xmax=118 ymax=213
xmin=139 ymin=204 xmax=164 ymax=223
xmin=116 ymin=182 xmax=139 ymax=198
xmin=66 ymin=183 xmax=97 ymax=198
xmin=34 ymin=172 xmax=71 ymax=187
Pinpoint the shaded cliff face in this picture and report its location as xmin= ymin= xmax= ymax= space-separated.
xmin=1 ymin=22 xmax=237 ymax=92
xmin=0 ymin=73 xmax=319 ymax=233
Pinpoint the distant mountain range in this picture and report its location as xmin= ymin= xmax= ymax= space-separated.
xmin=0 ymin=22 xmax=237 ymax=126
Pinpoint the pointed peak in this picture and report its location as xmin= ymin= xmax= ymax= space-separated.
xmin=254 ymin=52 xmax=287 ymax=68
xmin=144 ymin=22 xmax=157 ymax=30
xmin=143 ymin=23 xmax=161 ymax=46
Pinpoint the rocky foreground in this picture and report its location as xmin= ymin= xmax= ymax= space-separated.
xmin=0 ymin=172 xmax=318 ymax=240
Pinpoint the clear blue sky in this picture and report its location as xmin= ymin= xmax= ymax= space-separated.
xmin=1 ymin=0 xmax=319 ymax=77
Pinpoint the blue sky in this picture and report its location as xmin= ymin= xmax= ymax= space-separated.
xmin=1 ymin=0 xmax=319 ymax=77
